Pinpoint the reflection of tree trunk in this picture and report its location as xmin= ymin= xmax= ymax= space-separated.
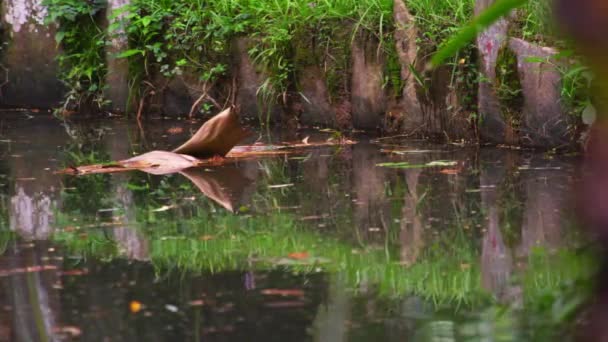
xmin=10 ymin=186 xmax=54 ymax=240
xmin=352 ymin=143 xmax=389 ymax=240
xmin=112 ymin=176 xmax=149 ymax=261
xmin=517 ymin=165 xmax=567 ymax=257
xmin=312 ymin=273 xmax=351 ymax=342
xmin=6 ymin=118 xmax=66 ymax=240
xmin=479 ymin=150 xmax=519 ymax=304
xmin=3 ymin=242 xmax=62 ymax=341
xmin=400 ymin=170 xmax=424 ymax=266
xmin=301 ymin=149 xmax=331 ymax=217
xmin=106 ymin=123 xmax=150 ymax=261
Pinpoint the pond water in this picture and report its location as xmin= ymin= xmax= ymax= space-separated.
xmin=0 ymin=112 xmax=595 ymax=341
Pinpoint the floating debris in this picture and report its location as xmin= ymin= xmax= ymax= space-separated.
xmin=377 ymin=160 xmax=457 ymax=169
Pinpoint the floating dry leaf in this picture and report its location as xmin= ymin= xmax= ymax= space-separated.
xmin=268 ymin=183 xmax=294 ymax=189
xmin=287 ymin=252 xmax=310 ymax=260
xmin=440 ymin=168 xmax=460 ymax=175
xmin=264 ymin=301 xmax=306 ymax=308
xmin=189 ymin=299 xmax=205 ymax=306
xmin=165 ymin=304 xmax=179 ymax=312
xmin=53 ymin=326 xmax=82 ymax=337
xmin=151 ymin=205 xmax=176 ymax=212
xmin=167 ymin=127 xmax=184 ymax=135
xmin=0 ymin=265 xmax=58 ymax=277
xmin=377 ymin=160 xmax=457 ymax=169
xmin=261 ymin=289 xmax=305 ymax=297
xmin=60 ymin=269 xmax=88 ymax=276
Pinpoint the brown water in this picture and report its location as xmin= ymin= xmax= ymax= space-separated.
xmin=0 ymin=112 xmax=593 ymax=341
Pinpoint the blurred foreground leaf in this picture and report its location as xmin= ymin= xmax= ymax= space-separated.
xmin=432 ymin=0 xmax=528 ymax=67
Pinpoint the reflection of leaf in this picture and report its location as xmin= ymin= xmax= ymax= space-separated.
xmin=179 ymin=165 xmax=254 ymax=212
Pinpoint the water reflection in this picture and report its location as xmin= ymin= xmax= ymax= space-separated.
xmin=0 ymin=113 xmax=592 ymax=340
xmin=0 ymin=241 xmax=63 ymax=341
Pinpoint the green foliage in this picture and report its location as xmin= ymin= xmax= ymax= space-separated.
xmin=516 ymin=0 xmax=556 ymax=45
xmin=406 ymin=0 xmax=475 ymax=48
xmin=525 ymin=53 xmax=594 ymax=118
xmin=559 ymin=59 xmax=595 ymax=118
xmin=43 ymin=0 xmax=108 ymax=110
xmin=106 ymin=0 xmax=393 ymax=120
xmin=495 ymin=46 xmax=524 ymax=124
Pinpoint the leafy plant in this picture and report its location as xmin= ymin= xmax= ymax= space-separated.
xmin=43 ymin=0 xmax=108 ymax=111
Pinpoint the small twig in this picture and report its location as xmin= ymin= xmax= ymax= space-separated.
xmin=188 ymin=90 xmax=210 ymax=119
xmin=136 ymin=81 xmax=156 ymax=120
xmin=136 ymin=93 xmax=147 ymax=121
xmin=188 ymin=83 xmax=221 ymax=118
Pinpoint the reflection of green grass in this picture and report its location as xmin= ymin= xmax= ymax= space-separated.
xmin=524 ymin=248 xmax=595 ymax=328
xmin=54 ymin=207 xmax=486 ymax=305
xmin=0 ymin=230 xmax=15 ymax=255
xmin=51 ymin=202 xmax=594 ymax=314
xmin=53 ymin=228 xmax=119 ymax=261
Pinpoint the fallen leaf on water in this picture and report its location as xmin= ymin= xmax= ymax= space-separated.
xmin=268 ymin=183 xmax=294 ymax=189
xmin=129 ymin=300 xmax=143 ymax=313
xmin=165 ymin=304 xmax=179 ymax=312
xmin=189 ymin=299 xmax=205 ymax=306
xmin=167 ymin=127 xmax=184 ymax=134
xmin=264 ymin=301 xmax=306 ymax=309
xmin=152 ymin=205 xmax=176 ymax=212
xmin=425 ymin=160 xmax=458 ymax=167
xmin=288 ymin=252 xmax=309 ymax=260
xmin=0 ymin=265 xmax=58 ymax=277
xmin=60 ymin=269 xmax=88 ymax=276
xmin=377 ymin=160 xmax=457 ymax=169
xmin=380 ymin=149 xmax=438 ymax=154
xmin=299 ymin=214 xmax=329 ymax=221
xmin=261 ymin=289 xmax=305 ymax=297
xmin=440 ymin=168 xmax=460 ymax=175
xmin=53 ymin=326 xmax=82 ymax=337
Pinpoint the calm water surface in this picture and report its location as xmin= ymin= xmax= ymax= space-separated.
xmin=0 ymin=112 xmax=594 ymax=341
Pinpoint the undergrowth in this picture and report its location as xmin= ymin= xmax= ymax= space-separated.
xmin=43 ymin=0 xmax=108 ymax=112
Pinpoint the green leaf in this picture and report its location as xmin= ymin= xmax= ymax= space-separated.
xmin=116 ymin=49 xmax=144 ymax=58
xmin=141 ymin=16 xmax=152 ymax=27
xmin=582 ymin=104 xmax=597 ymax=125
xmin=431 ymin=0 xmax=528 ymax=67
xmin=524 ymin=56 xmax=548 ymax=63
xmin=55 ymin=31 xmax=66 ymax=44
